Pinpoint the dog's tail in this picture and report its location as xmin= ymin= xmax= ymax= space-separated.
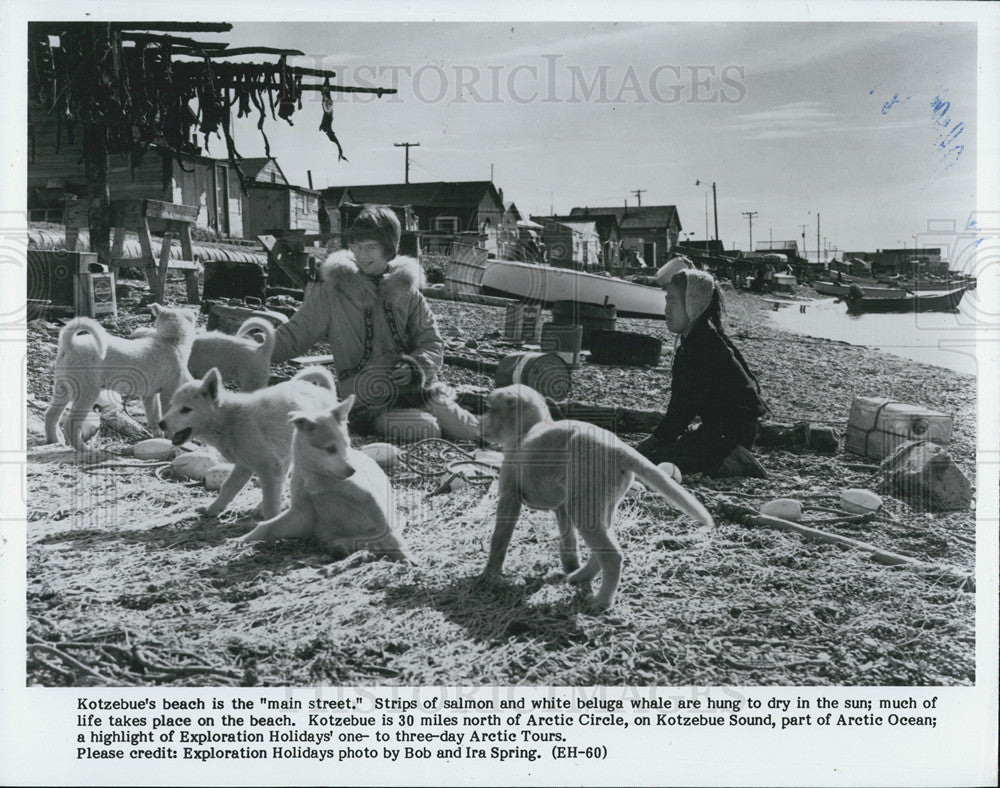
xmin=235 ymin=317 xmax=277 ymax=358
xmin=623 ymin=445 xmax=715 ymax=527
xmin=58 ymin=317 xmax=108 ymax=360
xmin=291 ymin=365 xmax=338 ymax=392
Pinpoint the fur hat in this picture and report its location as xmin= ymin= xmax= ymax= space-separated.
xmin=683 ymin=269 xmax=716 ymax=322
xmin=654 ymin=255 xmax=693 ymax=289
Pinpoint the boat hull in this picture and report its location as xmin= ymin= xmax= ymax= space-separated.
xmin=846 ymin=287 xmax=967 ymax=314
xmin=481 ymin=260 xmax=667 ymax=319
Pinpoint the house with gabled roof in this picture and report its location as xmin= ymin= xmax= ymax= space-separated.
xmin=321 ymin=180 xmax=506 ymax=252
xmin=569 ymin=204 xmax=681 ymax=268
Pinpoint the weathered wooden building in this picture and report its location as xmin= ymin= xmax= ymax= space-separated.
xmin=320 ymin=181 xmax=505 ymax=251
xmin=28 ymin=97 xmax=246 ymax=236
xmin=569 ymin=204 xmax=680 ymax=268
xmin=28 ymin=100 xmax=325 ymax=240
xmin=533 ymin=214 xmax=614 ymax=270
xmin=238 ymin=158 xmax=320 ymax=239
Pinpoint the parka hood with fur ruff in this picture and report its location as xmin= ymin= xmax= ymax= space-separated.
xmin=318 ymin=250 xmax=424 ymax=309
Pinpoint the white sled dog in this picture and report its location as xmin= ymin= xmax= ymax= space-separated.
xmin=159 ymin=365 xmax=337 ymax=519
xmin=478 ymin=384 xmax=715 ymax=610
xmin=45 ymin=303 xmax=196 ymax=450
xmin=133 ymin=316 xmax=276 ymax=392
xmin=240 ymin=394 xmax=413 ymax=562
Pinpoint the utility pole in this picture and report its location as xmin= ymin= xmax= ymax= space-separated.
xmin=632 ymin=189 xmax=646 ymax=207
xmin=741 ymin=210 xmax=758 ymax=251
xmin=817 ymin=212 xmax=821 ymax=265
xmin=394 ymin=141 xmax=420 ymax=184
xmin=695 ymin=180 xmax=719 ymax=246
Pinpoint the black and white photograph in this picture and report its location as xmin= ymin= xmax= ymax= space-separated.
xmin=2 ymin=1 xmax=997 ymax=785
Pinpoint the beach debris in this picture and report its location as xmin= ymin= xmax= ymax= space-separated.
xmin=361 ymin=442 xmax=403 ymax=472
xmin=132 ymin=438 xmax=177 ymax=461
xmin=427 ymin=460 xmax=499 ymax=497
xmin=845 ymin=397 xmax=953 ymax=460
xmin=657 ymin=461 xmax=683 ymax=483
xmin=760 ymin=498 xmax=804 ymax=522
xmin=877 ymin=440 xmax=972 ymax=512
xmin=839 ymin=488 xmax=883 ymax=514
xmin=170 ymin=450 xmax=223 ymax=482
xmin=756 ymin=421 xmax=839 ymax=454
xmin=808 ymin=426 xmax=840 ymax=453
xmin=716 ymin=501 xmax=974 ymax=592
xmin=473 ymin=449 xmax=505 ymax=468
xmin=204 ymin=463 xmax=235 ymax=491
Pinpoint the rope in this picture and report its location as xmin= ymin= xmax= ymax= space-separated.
xmin=393 ymin=438 xmax=501 ymax=496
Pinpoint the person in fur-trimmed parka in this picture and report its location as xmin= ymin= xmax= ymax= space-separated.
xmin=270 ymin=205 xmax=479 ymax=441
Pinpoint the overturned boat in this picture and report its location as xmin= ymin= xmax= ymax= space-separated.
xmin=480 ymin=260 xmax=667 ymax=319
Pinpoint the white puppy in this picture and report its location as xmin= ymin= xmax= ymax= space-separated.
xmin=479 ymin=384 xmax=714 ymax=610
xmin=159 ymin=365 xmax=337 ymax=519
xmin=240 ymin=395 xmax=413 ymax=562
xmin=45 ymin=304 xmax=196 ymax=450
xmin=133 ymin=316 xmax=276 ymax=392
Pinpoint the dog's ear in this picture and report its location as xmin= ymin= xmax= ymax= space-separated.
xmin=289 ymin=411 xmax=315 ymax=431
xmin=181 ymin=309 xmax=197 ymax=323
xmin=200 ymin=368 xmax=222 ymax=400
xmin=332 ymin=395 xmax=355 ymax=423
xmin=149 ymin=303 xmax=162 ymax=318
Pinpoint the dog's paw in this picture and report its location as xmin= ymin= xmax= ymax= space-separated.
xmin=584 ymin=595 xmax=613 ymax=614
xmin=197 ymin=505 xmax=223 ymax=520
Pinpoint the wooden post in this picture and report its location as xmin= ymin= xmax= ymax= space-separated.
xmin=81 ymin=24 xmax=113 ymax=268
xmin=157 ymin=231 xmax=175 ymax=303
xmin=138 ymin=217 xmax=159 ymax=296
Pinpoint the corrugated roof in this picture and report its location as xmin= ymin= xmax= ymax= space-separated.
xmin=568 ymin=205 xmax=679 ymax=231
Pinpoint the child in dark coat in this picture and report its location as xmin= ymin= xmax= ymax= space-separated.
xmin=635 ymin=268 xmax=768 ymax=477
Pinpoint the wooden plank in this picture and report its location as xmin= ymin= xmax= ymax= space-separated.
xmin=110 ymin=227 xmax=126 ymax=262
xmin=143 ymin=199 xmax=199 ymax=223
xmin=109 ymin=199 xmax=145 ymax=229
xmin=163 ymin=260 xmax=200 ymax=271
xmin=177 ymin=223 xmax=195 ymax=261
xmin=289 ymin=354 xmax=336 ymax=367
xmin=138 ymin=218 xmax=159 ymax=295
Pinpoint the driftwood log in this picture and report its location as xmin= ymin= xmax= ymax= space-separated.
xmin=455 ymin=389 xmax=661 ymax=434
xmin=422 ymin=289 xmax=518 ymax=309
xmin=716 ymin=501 xmax=974 ymax=592
xmin=28 ymin=394 xmax=152 ymax=444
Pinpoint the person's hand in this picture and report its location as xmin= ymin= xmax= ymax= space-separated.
xmin=391 ymin=362 xmax=413 ymax=385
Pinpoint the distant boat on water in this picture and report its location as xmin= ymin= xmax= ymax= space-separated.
xmin=814 ymin=281 xmax=909 ymax=299
xmin=480 ymin=259 xmax=667 ymax=319
xmin=845 ymin=285 xmax=967 ymax=314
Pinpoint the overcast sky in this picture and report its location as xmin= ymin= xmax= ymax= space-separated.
xmin=187 ymin=21 xmax=975 ymax=258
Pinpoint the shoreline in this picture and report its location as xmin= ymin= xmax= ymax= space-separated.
xmin=430 ymin=285 xmax=976 ymax=473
